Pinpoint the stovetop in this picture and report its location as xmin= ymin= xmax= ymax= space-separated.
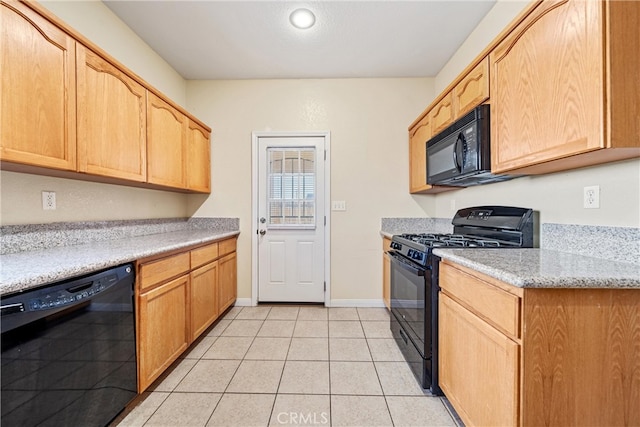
xmin=394 ymin=233 xmax=518 ymax=250
xmin=388 ymin=206 xmax=536 ymax=267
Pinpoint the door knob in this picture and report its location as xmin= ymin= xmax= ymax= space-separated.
xmin=259 ymin=229 xmax=266 ymax=236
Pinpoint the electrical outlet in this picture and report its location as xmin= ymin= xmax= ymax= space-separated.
xmin=42 ymin=191 xmax=56 ymax=210
xmin=331 ymin=200 xmax=346 ymax=211
xmin=583 ymin=186 xmax=600 ymax=209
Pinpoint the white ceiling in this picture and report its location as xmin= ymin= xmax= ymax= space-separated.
xmin=103 ymin=1 xmax=496 ymax=80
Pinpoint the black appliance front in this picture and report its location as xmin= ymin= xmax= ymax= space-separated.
xmin=1 ymin=264 xmax=137 ymax=427
xmin=388 ymin=252 xmax=441 ymax=395
xmin=426 ymin=104 xmax=515 ymax=186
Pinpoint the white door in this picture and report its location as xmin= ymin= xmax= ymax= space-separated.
xmin=257 ymin=136 xmax=325 ymax=302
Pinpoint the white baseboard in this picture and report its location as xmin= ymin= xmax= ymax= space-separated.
xmin=329 ymin=299 xmax=386 ymax=308
xmin=235 ymin=298 xmax=385 ymax=308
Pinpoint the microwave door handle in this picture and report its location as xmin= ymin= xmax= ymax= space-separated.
xmin=453 ymin=134 xmax=463 ymax=172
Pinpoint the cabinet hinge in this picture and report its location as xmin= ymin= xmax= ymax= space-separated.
xmin=324 ymin=150 xmax=327 ymax=161
xmin=324 ymin=281 xmax=326 ymax=291
xmin=324 ymin=216 xmax=326 ymax=226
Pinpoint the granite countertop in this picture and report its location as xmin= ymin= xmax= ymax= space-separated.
xmin=433 ymin=248 xmax=640 ymax=289
xmin=0 ymin=225 xmax=239 ymax=296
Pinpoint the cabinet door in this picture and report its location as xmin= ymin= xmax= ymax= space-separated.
xmin=0 ymin=1 xmax=76 ymax=170
xmin=76 ymin=45 xmax=146 ymax=181
xmin=453 ymin=58 xmax=489 ymax=118
xmin=490 ymin=0 xmax=604 ymax=173
xmin=382 ymin=237 xmax=391 ymax=310
xmin=138 ymin=275 xmax=189 ymax=392
xmin=439 ymin=293 xmax=519 ymax=427
xmin=186 ymin=119 xmax=211 ymax=193
xmin=218 ymin=251 xmax=237 ymax=314
xmin=191 ymin=261 xmax=218 ymax=341
xmin=147 ymin=92 xmax=187 ymax=189
xmin=409 ymin=114 xmax=431 ymax=193
xmin=430 ymin=93 xmax=454 ymax=136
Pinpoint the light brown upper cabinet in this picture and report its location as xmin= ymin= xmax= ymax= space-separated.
xmin=187 ymin=120 xmax=211 ymax=193
xmin=453 ymin=58 xmax=489 ymax=118
xmin=490 ymin=0 xmax=640 ymax=174
xmin=1 ymin=0 xmax=212 ymax=193
xmin=408 ymin=58 xmax=489 ymax=194
xmin=76 ymin=45 xmax=147 ymax=181
xmin=430 ymin=93 xmax=454 ymax=136
xmin=147 ymin=92 xmax=187 ymax=189
xmin=0 ymin=0 xmax=76 ymax=171
xmin=408 ymin=114 xmax=432 ymax=193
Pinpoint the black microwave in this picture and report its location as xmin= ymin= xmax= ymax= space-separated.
xmin=426 ymin=105 xmax=514 ymax=186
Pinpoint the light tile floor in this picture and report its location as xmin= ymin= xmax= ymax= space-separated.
xmin=114 ymin=305 xmax=459 ymax=427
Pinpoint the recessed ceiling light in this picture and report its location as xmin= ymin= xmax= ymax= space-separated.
xmin=289 ymin=8 xmax=315 ymax=30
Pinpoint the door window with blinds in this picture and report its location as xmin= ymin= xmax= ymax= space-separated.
xmin=267 ymin=148 xmax=316 ymax=228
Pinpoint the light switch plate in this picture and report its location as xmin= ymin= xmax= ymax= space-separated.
xmin=331 ymin=200 xmax=346 ymax=211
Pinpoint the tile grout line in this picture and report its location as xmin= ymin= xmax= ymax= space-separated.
xmin=126 ymin=306 xmax=455 ymax=426
xmin=204 ymin=306 xmax=267 ymax=426
xmin=266 ymin=310 xmax=297 ymax=426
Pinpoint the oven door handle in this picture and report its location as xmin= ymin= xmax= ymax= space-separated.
xmin=388 ymin=251 xmax=426 ymax=276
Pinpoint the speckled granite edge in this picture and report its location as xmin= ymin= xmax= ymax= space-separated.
xmin=433 ymin=248 xmax=640 ymax=289
xmin=541 ymin=223 xmax=640 ymax=265
xmin=381 ymin=217 xmax=452 ymax=236
xmin=0 ymin=217 xmax=239 ymax=255
xmin=0 ymin=229 xmax=240 ymax=295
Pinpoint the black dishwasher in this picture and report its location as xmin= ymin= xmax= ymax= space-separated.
xmin=1 ymin=263 xmax=137 ymax=427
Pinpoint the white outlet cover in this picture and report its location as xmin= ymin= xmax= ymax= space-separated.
xmin=42 ymin=191 xmax=56 ymax=210
xmin=583 ymin=185 xmax=600 ymax=209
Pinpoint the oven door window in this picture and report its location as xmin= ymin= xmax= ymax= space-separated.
xmin=389 ymin=253 xmax=428 ymax=353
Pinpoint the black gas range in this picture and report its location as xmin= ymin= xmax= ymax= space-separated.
xmin=388 ymin=206 xmax=535 ymax=394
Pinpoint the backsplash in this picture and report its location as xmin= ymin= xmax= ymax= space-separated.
xmin=0 ymin=217 xmax=239 ymax=255
xmin=541 ymin=223 xmax=640 ymax=265
xmin=380 ymin=218 xmax=452 ymax=235
xmin=381 ymin=218 xmax=639 ymax=265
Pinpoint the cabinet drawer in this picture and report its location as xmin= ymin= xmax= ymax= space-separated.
xmin=191 ymin=242 xmax=219 ymax=269
xmin=219 ymin=238 xmax=237 ymax=256
xmin=139 ymin=252 xmax=190 ymax=291
xmin=439 ymin=262 xmax=520 ymax=338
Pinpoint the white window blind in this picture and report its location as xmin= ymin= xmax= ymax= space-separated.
xmin=267 ymin=148 xmax=315 ymax=228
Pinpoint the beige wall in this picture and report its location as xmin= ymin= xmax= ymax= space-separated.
xmin=1 ymin=0 xmax=190 ymax=226
xmin=39 ymin=0 xmax=187 ymax=105
xmin=0 ymin=171 xmax=188 ymax=224
xmin=3 ymin=0 xmax=637 ymax=305
xmin=185 ymin=78 xmax=434 ymax=303
xmin=429 ymin=0 xmax=640 ymax=228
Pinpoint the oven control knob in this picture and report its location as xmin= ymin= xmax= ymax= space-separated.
xmin=407 ymin=249 xmax=414 ymax=258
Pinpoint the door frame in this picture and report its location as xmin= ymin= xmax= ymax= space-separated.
xmin=251 ymin=131 xmax=331 ymax=307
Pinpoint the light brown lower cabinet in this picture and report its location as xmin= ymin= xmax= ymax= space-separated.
xmin=218 ymin=251 xmax=237 ymax=314
xmin=439 ymin=260 xmax=640 ymax=427
xmin=439 ymin=293 xmax=518 ymax=426
xmin=137 ymin=274 xmax=190 ymax=392
xmin=136 ymin=236 xmax=237 ymax=392
xmin=190 ymin=261 xmax=219 ymax=341
xmin=382 ymin=237 xmax=391 ymax=310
